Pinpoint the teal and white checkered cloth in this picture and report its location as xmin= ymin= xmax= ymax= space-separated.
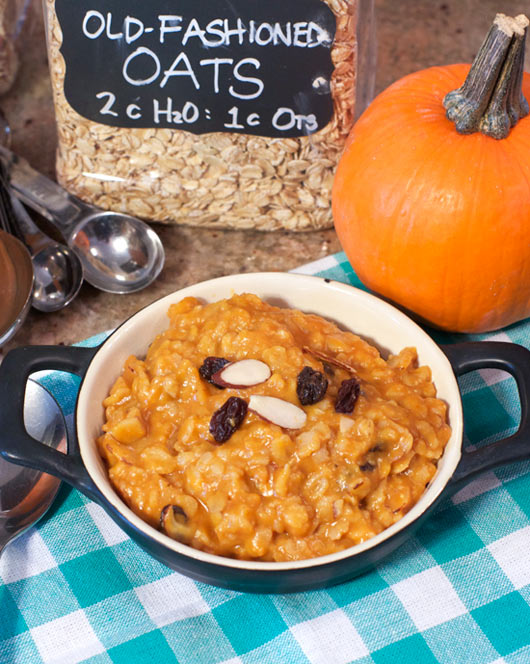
xmin=2 ymin=251 xmax=530 ymax=664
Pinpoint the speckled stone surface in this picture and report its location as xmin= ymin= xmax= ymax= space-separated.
xmin=1 ymin=0 xmax=527 ymax=352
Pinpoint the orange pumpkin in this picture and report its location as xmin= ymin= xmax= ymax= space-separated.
xmin=332 ymin=14 xmax=530 ymax=333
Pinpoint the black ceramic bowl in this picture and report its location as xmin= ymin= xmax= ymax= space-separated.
xmin=0 ymin=273 xmax=528 ymax=593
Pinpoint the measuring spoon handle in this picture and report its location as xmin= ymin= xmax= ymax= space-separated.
xmin=9 ymin=195 xmax=52 ymax=254
xmin=0 ymin=146 xmax=88 ymax=238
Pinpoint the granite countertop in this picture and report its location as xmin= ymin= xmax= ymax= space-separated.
xmin=1 ymin=0 xmax=524 ymax=352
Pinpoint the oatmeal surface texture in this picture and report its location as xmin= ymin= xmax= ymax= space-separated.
xmin=97 ymin=294 xmax=451 ymax=562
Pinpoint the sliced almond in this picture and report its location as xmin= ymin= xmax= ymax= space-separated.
xmin=212 ymin=359 xmax=271 ymax=388
xmin=303 ymin=346 xmax=358 ymax=375
xmin=249 ymin=395 xmax=307 ymax=429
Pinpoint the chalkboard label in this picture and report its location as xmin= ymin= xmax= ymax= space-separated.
xmin=55 ymin=0 xmax=337 ymax=138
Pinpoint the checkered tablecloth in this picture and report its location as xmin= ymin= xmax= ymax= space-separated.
xmin=2 ymin=251 xmax=530 ymax=664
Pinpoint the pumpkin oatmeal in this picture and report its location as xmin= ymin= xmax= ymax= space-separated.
xmin=97 ymin=293 xmax=451 ymax=561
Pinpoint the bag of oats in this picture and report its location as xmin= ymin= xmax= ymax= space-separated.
xmin=43 ymin=0 xmax=376 ymax=230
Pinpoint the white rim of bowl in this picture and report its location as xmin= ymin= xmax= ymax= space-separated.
xmin=77 ymin=273 xmax=464 ymax=572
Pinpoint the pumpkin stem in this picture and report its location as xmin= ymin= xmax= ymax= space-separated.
xmin=443 ymin=13 xmax=529 ymax=139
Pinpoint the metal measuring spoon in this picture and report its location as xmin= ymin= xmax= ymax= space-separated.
xmin=9 ymin=195 xmax=83 ymax=312
xmin=0 ymin=146 xmax=165 ymax=294
xmin=0 ymin=380 xmax=65 ymax=557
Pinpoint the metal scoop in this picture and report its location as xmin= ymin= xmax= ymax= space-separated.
xmin=8 ymin=195 xmax=83 ymax=312
xmin=0 ymin=380 xmax=65 ymax=557
xmin=0 ymin=146 xmax=165 ymax=294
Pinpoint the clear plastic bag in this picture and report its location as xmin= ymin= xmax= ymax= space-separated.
xmin=43 ymin=0 xmax=376 ymax=230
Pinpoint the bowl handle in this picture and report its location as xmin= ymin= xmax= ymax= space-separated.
xmin=442 ymin=342 xmax=530 ymax=487
xmin=0 ymin=344 xmax=102 ymax=503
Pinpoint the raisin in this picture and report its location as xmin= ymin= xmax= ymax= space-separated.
xmin=209 ymin=396 xmax=248 ymax=443
xmin=199 ymin=356 xmax=230 ymax=387
xmin=296 ymin=366 xmax=328 ymax=405
xmin=334 ymin=377 xmax=361 ymax=413
xmin=160 ymin=504 xmax=187 ymax=531
xmin=160 ymin=505 xmax=190 ymax=543
xmin=359 ymin=462 xmax=375 ymax=472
